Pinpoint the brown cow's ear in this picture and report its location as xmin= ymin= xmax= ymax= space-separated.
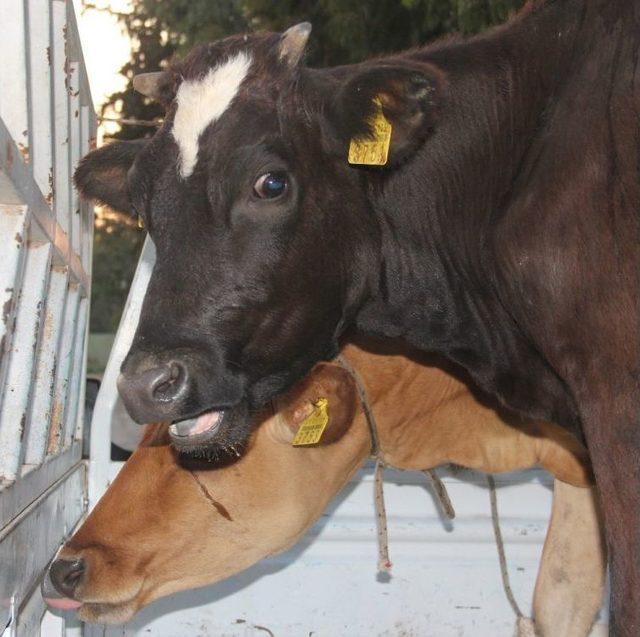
xmin=74 ymin=139 xmax=147 ymax=215
xmin=331 ymin=62 xmax=444 ymax=166
xmin=278 ymin=362 xmax=358 ymax=446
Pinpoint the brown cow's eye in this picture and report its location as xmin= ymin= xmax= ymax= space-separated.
xmin=253 ymin=172 xmax=288 ymax=199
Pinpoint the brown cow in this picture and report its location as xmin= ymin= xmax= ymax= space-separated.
xmin=45 ymin=342 xmax=606 ymax=634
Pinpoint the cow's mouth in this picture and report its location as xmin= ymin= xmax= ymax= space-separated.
xmin=45 ymin=598 xmax=140 ymax=624
xmin=168 ymin=402 xmax=252 ymax=457
xmin=42 ymin=566 xmax=141 ymax=624
xmin=169 ymin=409 xmax=224 ymax=445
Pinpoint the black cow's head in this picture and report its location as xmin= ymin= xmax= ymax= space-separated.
xmin=76 ymin=24 xmax=443 ymax=454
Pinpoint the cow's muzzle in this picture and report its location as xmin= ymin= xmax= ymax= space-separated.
xmin=117 ymin=351 xmax=245 ymax=425
xmin=42 ymin=556 xmax=85 ymax=610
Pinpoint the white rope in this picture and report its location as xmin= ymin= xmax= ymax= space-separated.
xmin=374 ymin=459 xmax=392 ymax=573
xmin=487 ymin=475 xmax=523 ymax=618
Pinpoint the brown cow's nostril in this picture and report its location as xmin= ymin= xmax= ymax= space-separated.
xmin=49 ymin=558 xmax=86 ymax=598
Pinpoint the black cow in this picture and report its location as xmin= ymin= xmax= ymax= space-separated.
xmin=76 ymin=2 xmax=639 ymax=633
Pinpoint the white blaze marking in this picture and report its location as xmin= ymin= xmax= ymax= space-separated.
xmin=173 ymin=51 xmax=252 ymax=178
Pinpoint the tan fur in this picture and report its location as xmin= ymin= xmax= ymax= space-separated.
xmin=57 ymin=342 xmax=604 ymax=632
xmin=533 ymin=480 xmax=607 ymax=637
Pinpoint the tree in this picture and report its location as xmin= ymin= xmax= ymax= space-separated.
xmin=91 ymin=212 xmax=145 ymax=332
xmin=104 ymin=0 xmax=527 ymax=132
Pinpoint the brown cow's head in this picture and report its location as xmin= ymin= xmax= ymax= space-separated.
xmin=75 ymin=24 xmax=443 ymax=453
xmin=42 ymin=363 xmax=365 ymax=624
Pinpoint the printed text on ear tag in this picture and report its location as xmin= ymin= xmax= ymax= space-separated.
xmin=348 ymin=97 xmax=392 ymax=166
xmin=292 ymin=398 xmax=329 ymax=446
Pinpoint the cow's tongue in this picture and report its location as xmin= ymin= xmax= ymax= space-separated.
xmin=169 ymin=410 xmax=223 ymax=438
xmin=44 ymin=597 xmax=83 ymax=611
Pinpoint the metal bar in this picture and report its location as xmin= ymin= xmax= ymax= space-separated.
xmin=89 ymin=237 xmax=156 ymax=507
xmin=46 ymin=282 xmax=79 ymax=457
xmin=79 ymin=105 xmax=93 ymax=273
xmin=0 ymin=241 xmax=52 ymax=482
xmin=0 ymin=205 xmax=29 ymax=414
xmin=0 ymin=0 xmax=29 ymax=159
xmin=63 ymin=298 xmax=89 ymax=447
xmin=27 ymin=0 xmax=54 ymax=201
xmin=68 ymin=60 xmax=81 ymax=258
xmin=0 ymin=442 xmax=81 ymax=532
xmin=51 ymin=0 xmax=70 ymax=239
xmin=64 ymin=0 xmax=93 ymax=110
xmin=23 ymin=266 xmax=68 ymax=466
xmin=61 ymin=295 xmax=87 ymax=449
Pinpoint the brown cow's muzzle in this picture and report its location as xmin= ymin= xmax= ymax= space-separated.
xmin=42 ymin=546 xmax=145 ymax=624
xmin=42 ymin=556 xmax=84 ymax=611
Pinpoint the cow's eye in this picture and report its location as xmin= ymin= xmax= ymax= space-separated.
xmin=253 ymin=172 xmax=288 ymax=199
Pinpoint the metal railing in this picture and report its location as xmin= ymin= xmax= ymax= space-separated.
xmin=0 ymin=0 xmax=95 ymax=633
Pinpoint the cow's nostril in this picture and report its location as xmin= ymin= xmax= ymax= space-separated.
xmin=49 ymin=558 xmax=86 ymax=598
xmin=118 ymin=360 xmax=193 ymax=422
xmin=152 ymin=362 xmax=187 ymax=401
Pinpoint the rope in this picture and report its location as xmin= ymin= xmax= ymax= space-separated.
xmin=335 ymin=354 xmax=381 ymax=454
xmin=487 ymin=475 xmax=523 ymax=618
xmin=423 ymin=468 xmax=456 ymax=519
xmin=336 ymin=354 xmax=454 ymax=573
xmin=374 ymin=460 xmax=392 ymax=572
xmin=336 ymin=354 xmax=390 ymax=572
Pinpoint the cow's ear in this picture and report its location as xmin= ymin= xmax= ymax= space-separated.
xmin=276 ymin=362 xmax=358 ymax=446
xmin=74 ymin=139 xmax=147 ymax=215
xmin=330 ymin=62 xmax=444 ymax=166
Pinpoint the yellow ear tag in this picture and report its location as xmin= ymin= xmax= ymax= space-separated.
xmin=348 ymin=97 xmax=392 ymax=166
xmin=292 ymin=398 xmax=329 ymax=446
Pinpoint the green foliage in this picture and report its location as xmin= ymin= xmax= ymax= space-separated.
xmin=90 ymin=214 xmax=145 ymax=333
xmin=105 ymin=0 xmax=527 ymax=129
xmin=92 ymin=0 xmax=525 ymax=336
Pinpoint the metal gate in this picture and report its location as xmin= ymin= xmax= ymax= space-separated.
xmin=0 ymin=0 xmax=95 ymax=634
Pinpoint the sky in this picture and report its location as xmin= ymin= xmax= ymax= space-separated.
xmin=73 ymin=0 xmax=132 ymax=111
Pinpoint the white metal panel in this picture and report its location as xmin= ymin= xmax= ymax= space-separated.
xmin=0 ymin=0 xmax=95 ymax=633
xmin=0 ymin=443 xmax=81 ymax=533
xmin=0 ymin=463 xmax=85 ymax=633
xmin=0 ymin=242 xmax=52 ymax=481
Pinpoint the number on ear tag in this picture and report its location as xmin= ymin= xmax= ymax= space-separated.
xmin=292 ymin=398 xmax=329 ymax=446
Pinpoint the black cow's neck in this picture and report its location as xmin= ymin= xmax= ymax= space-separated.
xmin=355 ymin=0 xmax=589 ymax=428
